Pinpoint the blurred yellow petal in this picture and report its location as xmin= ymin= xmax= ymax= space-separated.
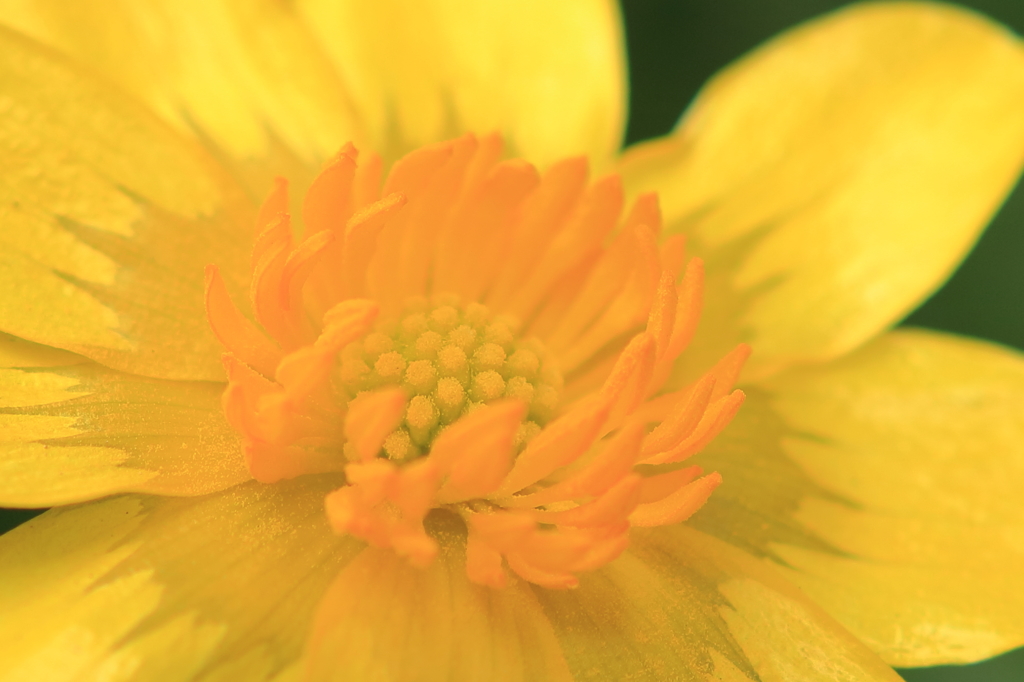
xmin=621 ymin=3 xmax=1024 ymax=381
xmin=758 ymin=329 xmax=1024 ymax=666
xmin=0 ymin=334 xmax=247 ymax=507
xmin=296 ymin=0 xmax=626 ymax=166
xmin=0 ymin=0 xmax=360 ymax=172
xmin=304 ymin=513 xmax=572 ymax=682
xmin=535 ymin=525 xmax=902 ymax=681
xmin=0 ymin=480 xmax=361 ymax=682
xmin=0 ymin=27 xmax=259 ymax=381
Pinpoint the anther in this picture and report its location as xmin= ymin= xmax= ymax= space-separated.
xmin=505 ymin=376 xmax=535 ymax=404
xmin=405 ymin=360 xmax=438 ymax=394
xmin=471 ymin=370 xmax=506 ymax=402
xmin=505 ymin=348 xmax=540 ymax=379
xmin=414 ymin=331 xmax=444 ymax=359
xmin=430 ymin=305 xmax=460 ymax=332
xmin=437 ymin=345 xmax=469 ymax=381
xmin=401 ymin=313 xmax=429 ymax=339
xmin=448 ymin=325 xmax=478 ymax=350
xmin=374 ymin=351 xmax=407 ymax=381
xmin=383 ymin=429 xmax=415 ymax=460
xmin=435 ymin=377 xmax=467 ymax=421
xmin=406 ymin=395 xmax=440 ymax=445
xmin=484 ymin=322 xmax=514 ymax=348
xmin=472 ymin=343 xmax=506 ymax=372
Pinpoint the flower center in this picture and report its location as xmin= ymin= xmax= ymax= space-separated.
xmin=205 ymin=133 xmax=749 ymax=590
xmin=335 ymin=296 xmax=562 ymax=461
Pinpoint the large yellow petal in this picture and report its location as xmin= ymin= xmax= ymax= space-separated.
xmin=0 ymin=334 xmax=247 ymax=507
xmin=0 ymin=27 xmax=258 ymax=381
xmin=0 ymin=0 xmax=360 ymax=172
xmin=295 ymin=0 xmax=626 ymax=166
xmin=0 ymin=479 xmax=361 ymax=682
xmin=621 ymin=3 xmax=1024 ymax=381
xmin=303 ymin=512 xmax=572 ymax=682
xmin=536 ymin=525 xmax=903 ymax=681
xmin=755 ymin=329 xmax=1024 ymax=666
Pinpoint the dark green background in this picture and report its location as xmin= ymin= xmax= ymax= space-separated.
xmin=620 ymin=1 xmax=1024 ymax=680
xmin=2 ymin=1 xmax=1022 ymax=679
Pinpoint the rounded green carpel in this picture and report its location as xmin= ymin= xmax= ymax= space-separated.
xmin=335 ymin=295 xmax=562 ymax=461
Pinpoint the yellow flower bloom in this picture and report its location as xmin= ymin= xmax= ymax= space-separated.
xmin=0 ymin=1 xmax=1023 ymax=681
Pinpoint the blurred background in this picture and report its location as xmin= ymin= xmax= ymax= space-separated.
xmin=1 ymin=1 xmax=1022 ymax=679
xmin=619 ymin=1 xmax=1024 ymax=680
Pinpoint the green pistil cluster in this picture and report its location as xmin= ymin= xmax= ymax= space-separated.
xmin=335 ymin=295 xmax=563 ymax=461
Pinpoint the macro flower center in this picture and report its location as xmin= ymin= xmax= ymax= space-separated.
xmin=205 ymin=133 xmax=748 ymax=589
xmin=337 ymin=297 xmax=562 ymax=462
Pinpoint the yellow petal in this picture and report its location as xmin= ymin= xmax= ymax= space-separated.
xmin=304 ymin=511 xmax=572 ymax=682
xmin=621 ymin=3 xmax=1024 ymax=381
xmin=536 ymin=525 xmax=902 ymax=681
xmin=295 ymin=0 xmax=626 ymax=166
xmin=0 ymin=337 xmax=248 ymax=506
xmin=0 ymin=480 xmax=361 ymax=682
xmin=0 ymin=0 xmax=360 ymax=169
xmin=0 ymin=333 xmax=84 ymax=369
xmin=0 ymin=329 xmax=84 ymax=366
xmin=0 ymin=27 xmax=256 ymax=381
xmin=758 ymin=329 xmax=1024 ymax=666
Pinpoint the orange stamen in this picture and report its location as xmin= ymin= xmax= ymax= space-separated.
xmin=504 ymin=422 xmax=646 ymax=508
xmin=434 ymin=159 xmax=540 ymax=301
xmin=487 ymin=156 xmax=589 ymax=309
xmin=344 ymin=388 xmax=407 ymax=462
xmin=659 ymin=233 xmax=687 ymax=278
xmin=506 ymin=175 xmax=623 ymax=320
xmin=641 ymin=373 xmax=717 ymax=455
xmin=434 ymin=401 xmax=526 ymax=503
xmin=255 ymin=176 xmax=289 ymax=242
xmin=278 ymin=229 xmax=337 ymax=344
xmin=636 ymin=465 xmax=704 ymax=504
xmin=302 ymin=144 xmax=358 ymax=235
xmin=641 ymin=390 xmax=747 ymax=465
xmin=556 ymin=224 xmax=660 ymax=374
xmin=600 ymin=332 xmax=657 ymax=428
xmin=629 ymin=472 xmax=723 ymax=527
xmin=251 ymin=214 xmax=297 ymax=347
xmin=341 ymin=193 xmax=407 ymax=298
xmin=497 ymin=397 xmax=611 ymax=495
xmin=530 ymin=474 xmax=643 ymax=528
xmin=204 ymin=265 xmax=282 ymax=377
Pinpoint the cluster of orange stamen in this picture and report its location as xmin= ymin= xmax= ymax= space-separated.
xmin=206 ymin=133 xmax=747 ymax=589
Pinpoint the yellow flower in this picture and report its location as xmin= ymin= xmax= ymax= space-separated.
xmin=0 ymin=2 xmax=1022 ymax=681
